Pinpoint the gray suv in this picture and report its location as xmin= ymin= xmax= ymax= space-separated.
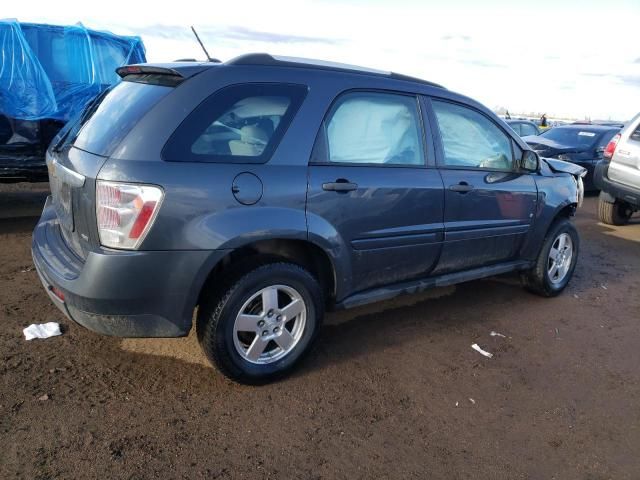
xmin=32 ymin=54 xmax=586 ymax=383
xmin=595 ymin=112 xmax=640 ymax=225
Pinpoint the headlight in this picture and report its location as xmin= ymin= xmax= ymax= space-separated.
xmin=576 ymin=176 xmax=584 ymax=208
xmin=96 ymin=180 xmax=164 ymax=250
xmin=557 ymin=154 xmax=573 ymax=161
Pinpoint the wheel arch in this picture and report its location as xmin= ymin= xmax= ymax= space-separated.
xmin=194 ymin=238 xmax=340 ymax=313
xmin=553 ymin=201 xmax=577 ymax=220
xmin=522 ymin=198 xmax=578 ymax=262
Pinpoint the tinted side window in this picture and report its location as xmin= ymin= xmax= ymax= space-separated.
xmin=432 ymin=101 xmax=514 ymax=171
xmin=163 ymin=83 xmax=307 ymax=163
xmin=509 ymin=123 xmax=522 ymax=136
xmin=323 ymin=92 xmax=425 ymax=166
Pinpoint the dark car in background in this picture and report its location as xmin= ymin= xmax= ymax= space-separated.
xmin=523 ymin=124 xmax=621 ymax=190
xmin=0 ymin=20 xmax=145 ymax=182
xmin=506 ymin=119 xmax=540 ymax=137
xmin=32 ymin=54 xmax=586 ymax=383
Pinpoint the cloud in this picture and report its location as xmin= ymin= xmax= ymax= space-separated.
xmin=441 ymin=34 xmax=471 ymax=42
xmin=617 ymin=75 xmax=640 ymax=86
xmin=461 ymin=59 xmax=507 ymax=68
xmin=582 ymin=72 xmax=640 ymax=86
xmin=135 ymin=24 xmax=343 ymax=46
xmin=559 ymin=82 xmax=576 ymax=91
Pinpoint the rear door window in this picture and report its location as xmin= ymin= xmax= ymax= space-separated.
xmin=163 ymin=83 xmax=307 ymax=163
xmin=319 ymin=91 xmax=425 ymax=166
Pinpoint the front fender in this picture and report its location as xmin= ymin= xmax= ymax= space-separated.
xmin=521 ymin=174 xmax=579 ymax=260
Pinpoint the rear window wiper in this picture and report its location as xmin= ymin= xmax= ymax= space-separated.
xmin=52 ymin=89 xmax=110 ymax=153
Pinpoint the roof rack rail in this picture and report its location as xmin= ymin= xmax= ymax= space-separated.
xmin=227 ymin=53 xmax=444 ymax=89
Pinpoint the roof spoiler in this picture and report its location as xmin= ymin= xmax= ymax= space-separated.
xmin=116 ymin=65 xmax=183 ymax=79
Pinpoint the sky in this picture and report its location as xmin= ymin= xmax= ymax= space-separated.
xmin=8 ymin=0 xmax=640 ymax=120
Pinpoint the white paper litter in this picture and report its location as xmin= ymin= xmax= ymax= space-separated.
xmin=23 ymin=322 xmax=62 ymax=341
xmin=468 ymin=398 xmax=476 ymax=405
xmin=471 ymin=343 xmax=493 ymax=358
xmin=490 ymin=331 xmax=506 ymax=338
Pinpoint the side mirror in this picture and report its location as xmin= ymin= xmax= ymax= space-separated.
xmin=521 ymin=150 xmax=539 ymax=172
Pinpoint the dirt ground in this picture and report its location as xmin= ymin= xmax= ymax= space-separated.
xmin=1 ymin=183 xmax=639 ymax=480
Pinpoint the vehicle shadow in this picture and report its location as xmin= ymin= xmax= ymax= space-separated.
xmin=292 ymin=275 xmax=527 ymax=377
xmin=294 ymin=213 xmax=639 ymax=377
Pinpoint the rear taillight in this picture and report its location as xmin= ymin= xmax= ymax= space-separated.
xmin=96 ymin=181 xmax=164 ymax=250
xmin=50 ymin=286 xmax=65 ymax=302
xmin=603 ymin=133 xmax=621 ymax=161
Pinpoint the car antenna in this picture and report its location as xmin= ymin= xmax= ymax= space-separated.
xmin=190 ymin=26 xmax=220 ymax=63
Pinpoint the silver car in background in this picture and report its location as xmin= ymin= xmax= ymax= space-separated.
xmin=595 ymin=113 xmax=640 ymax=225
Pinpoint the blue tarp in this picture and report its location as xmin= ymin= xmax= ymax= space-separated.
xmin=0 ymin=19 xmax=146 ymax=121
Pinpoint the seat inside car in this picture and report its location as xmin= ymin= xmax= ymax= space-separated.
xmin=229 ymin=124 xmax=270 ymax=156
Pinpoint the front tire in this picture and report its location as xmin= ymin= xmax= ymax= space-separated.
xmin=598 ymin=194 xmax=633 ymax=225
xmin=197 ymin=262 xmax=323 ymax=384
xmin=521 ymin=218 xmax=579 ymax=297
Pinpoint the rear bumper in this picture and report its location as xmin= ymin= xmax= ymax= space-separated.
xmin=594 ymin=161 xmax=640 ymax=208
xmin=32 ymin=197 xmax=225 ymax=337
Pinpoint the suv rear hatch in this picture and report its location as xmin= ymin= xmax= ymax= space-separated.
xmin=46 ymin=66 xmax=189 ymax=259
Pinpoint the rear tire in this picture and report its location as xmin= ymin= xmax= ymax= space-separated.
xmin=521 ymin=218 xmax=579 ymax=297
xmin=598 ymin=194 xmax=633 ymax=225
xmin=197 ymin=262 xmax=323 ymax=384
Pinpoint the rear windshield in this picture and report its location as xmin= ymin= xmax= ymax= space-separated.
xmin=71 ymin=80 xmax=172 ymax=156
xmin=540 ymin=128 xmax=601 ymax=148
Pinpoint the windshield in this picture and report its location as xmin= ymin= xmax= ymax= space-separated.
xmin=540 ymin=128 xmax=600 ymax=148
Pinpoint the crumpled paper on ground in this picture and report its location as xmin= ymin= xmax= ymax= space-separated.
xmin=23 ymin=322 xmax=62 ymax=341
